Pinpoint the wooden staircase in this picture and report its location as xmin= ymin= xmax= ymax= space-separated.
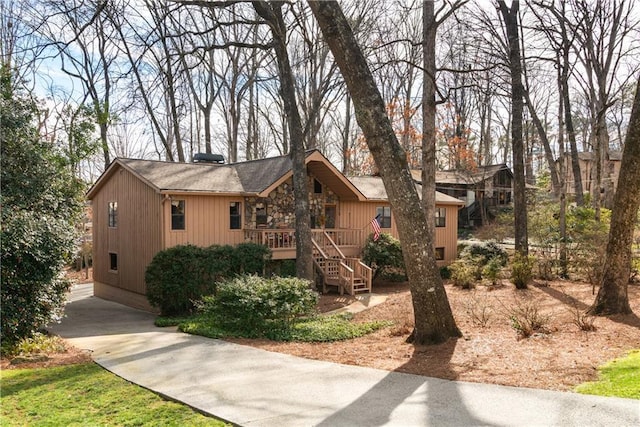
xmin=311 ymin=230 xmax=372 ymax=295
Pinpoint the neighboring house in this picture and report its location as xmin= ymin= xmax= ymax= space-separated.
xmin=411 ymin=164 xmax=514 ymax=227
xmin=557 ymin=151 xmax=621 ymax=208
xmin=87 ymin=150 xmax=463 ymax=311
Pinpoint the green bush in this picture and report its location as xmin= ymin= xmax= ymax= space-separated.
xmin=362 ymin=233 xmax=405 ymax=279
xmin=204 ymin=244 xmax=235 ymax=283
xmin=439 ymin=266 xmax=452 ymax=280
xmin=233 ymin=242 xmax=271 ymax=275
xmin=145 ymin=242 xmax=270 ymax=316
xmin=199 ymin=275 xmax=318 ymax=335
xmin=510 ymin=253 xmax=535 ymax=289
xmin=482 ymin=257 xmax=503 ymax=285
xmin=527 ymin=202 xmax=611 ymax=281
xmin=460 ymin=241 xmax=508 ymax=267
xmin=449 ymin=259 xmax=476 ymax=289
xmin=1 ymin=70 xmax=85 ymax=346
xmin=145 ymin=244 xmax=213 ymax=315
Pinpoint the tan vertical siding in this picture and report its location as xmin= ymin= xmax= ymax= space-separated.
xmin=92 ymin=167 xmax=162 ymax=298
xmin=339 ymin=201 xmax=459 ymax=264
xmin=164 ymin=195 xmax=246 ymax=248
xmin=434 ymin=205 xmax=460 ymax=264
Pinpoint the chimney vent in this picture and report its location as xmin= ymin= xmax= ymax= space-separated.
xmin=193 ymin=153 xmax=225 ymax=164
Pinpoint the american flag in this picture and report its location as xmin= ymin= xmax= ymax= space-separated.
xmin=370 ymin=215 xmax=381 ymax=241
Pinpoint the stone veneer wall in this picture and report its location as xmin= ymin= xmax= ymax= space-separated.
xmin=244 ymin=176 xmax=337 ymax=229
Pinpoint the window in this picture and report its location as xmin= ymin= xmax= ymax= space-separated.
xmin=109 ymin=253 xmax=118 ymax=271
xmin=435 ymin=247 xmax=445 ymax=261
xmin=314 ymin=178 xmax=322 ymax=194
xmin=171 ymin=200 xmax=185 ymax=230
xmin=108 ymin=202 xmax=118 ymax=228
xmin=230 ymin=202 xmax=241 ymax=229
xmin=435 ymin=207 xmax=446 ymax=227
xmin=376 ymin=206 xmax=391 ymax=228
xmin=256 ymin=204 xmax=267 ymax=227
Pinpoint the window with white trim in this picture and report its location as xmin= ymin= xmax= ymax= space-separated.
xmin=171 ymin=200 xmax=185 ymax=230
xmin=108 ymin=202 xmax=118 ymax=228
xmin=435 ymin=207 xmax=446 ymax=228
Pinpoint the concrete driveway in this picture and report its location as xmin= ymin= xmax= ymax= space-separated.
xmin=48 ymin=283 xmax=640 ymax=426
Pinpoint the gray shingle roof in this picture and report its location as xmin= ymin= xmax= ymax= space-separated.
xmin=234 ymin=155 xmax=292 ymax=193
xmin=119 ymin=158 xmax=245 ymax=193
xmin=348 ymin=176 xmax=464 ymax=205
xmin=90 ymin=152 xmax=462 ymax=206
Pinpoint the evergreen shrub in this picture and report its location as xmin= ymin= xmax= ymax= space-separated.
xmin=199 ymin=275 xmax=318 ymax=335
xmin=362 ymin=233 xmax=405 ymax=279
xmin=145 ymin=242 xmax=270 ymax=315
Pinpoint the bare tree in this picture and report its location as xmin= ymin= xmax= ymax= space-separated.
xmin=568 ymin=0 xmax=639 ymax=217
xmin=423 ymin=0 xmax=468 ymax=267
xmin=589 ymin=78 xmax=640 ymax=315
xmin=497 ymin=0 xmax=528 ymax=259
xmin=37 ymin=0 xmax=117 ymax=168
xmin=309 ymin=1 xmax=461 ymax=345
xmin=530 ymin=0 xmax=585 ymax=204
xmin=173 ymin=6 xmax=225 ymax=155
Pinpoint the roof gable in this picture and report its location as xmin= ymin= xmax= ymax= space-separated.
xmin=87 ymin=150 xmax=367 ymax=201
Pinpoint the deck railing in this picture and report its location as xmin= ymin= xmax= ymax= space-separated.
xmin=244 ymin=229 xmax=296 ymax=250
xmin=245 ymin=228 xmax=362 ymax=252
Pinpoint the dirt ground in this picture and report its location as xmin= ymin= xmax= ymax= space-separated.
xmin=231 ymin=279 xmax=640 ymax=392
xmin=5 ymin=268 xmax=639 ymax=393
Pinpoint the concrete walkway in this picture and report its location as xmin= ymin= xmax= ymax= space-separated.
xmin=48 ymin=284 xmax=639 ymax=427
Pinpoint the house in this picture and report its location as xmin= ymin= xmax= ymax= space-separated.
xmin=87 ymin=150 xmax=463 ymax=311
xmin=557 ymin=151 xmax=621 ymax=208
xmin=411 ymin=164 xmax=514 ymax=227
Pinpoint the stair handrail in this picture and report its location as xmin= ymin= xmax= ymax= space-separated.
xmin=323 ymin=231 xmax=346 ymax=259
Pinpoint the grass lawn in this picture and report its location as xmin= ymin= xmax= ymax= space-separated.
xmin=1 ymin=362 xmax=228 ymax=426
xmin=575 ymin=349 xmax=640 ymax=399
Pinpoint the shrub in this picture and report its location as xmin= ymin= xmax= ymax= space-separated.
xmin=460 ymin=241 xmax=508 ymax=267
xmin=510 ymin=253 xmax=535 ymax=289
xmin=204 ymin=244 xmax=236 ymax=283
xmin=507 ymin=298 xmax=550 ymax=339
xmin=145 ymin=242 xmax=270 ymax=316
xmin=362 ymin=232 xmax=405 ymax=279
xmin=455 ymin=241 xmax=508 ymax=285
xmin=1 ymin=79 xmax=85 ymax=345
xmin=200 ymin=275 xmax=318 ymax=335
xmin=266 ymin=259 xmax=296 ymax=277
xmin=145 ymin=244 xmax=213 ymax=315
xmin=1 ymin=211 xmax=76 ymax=345
xmin=449 ymin=259 xmax=476 ymax=289
xmin=527 ymin=202 xmax=611 ymax=281
xmin=233 ymin=242 xmax=271 ymax=275
xmin=482 ymin=257 xmax=503 ymax=286
xmin=439 ymin=266 xmax=452 ymax=280
xmin=464 ymin=291 xmax=493 ymax=327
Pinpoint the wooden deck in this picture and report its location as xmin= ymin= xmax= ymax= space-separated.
xmin=244 ymin=228 xmax=363 ymax=260
xmin=244 ymin=228 xmax=371 ymax=295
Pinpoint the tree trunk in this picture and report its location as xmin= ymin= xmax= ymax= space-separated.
xmin=342 ymin=94 xmax=352 ymax=175
xmin=589 ymin=79 xmax=640 ymax=316
xmin=422 ymin=1 xmax=437 ymax=245
xmin=309 ymin=1 xmax=460 ymax=344
xmin=498 ymin=1 xmax=528 ymax=257
xmin=254 ymin=1 xmax=313 ymax=281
